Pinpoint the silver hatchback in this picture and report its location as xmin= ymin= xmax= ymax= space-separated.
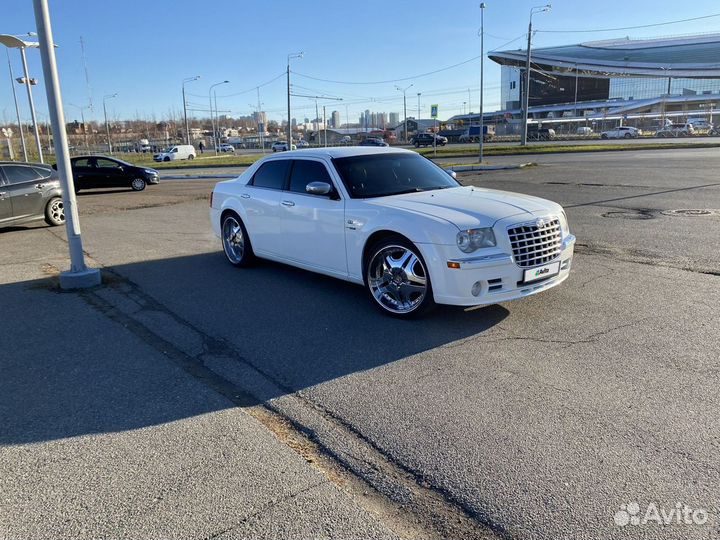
xmin=0 ymin=162 xmax=65 ymax=228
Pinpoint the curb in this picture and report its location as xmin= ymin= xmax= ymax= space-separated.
xmin=160 ymin=174 xmax=238 ymax=180
xmin=449 ymin=162 xmax=536 ymax=172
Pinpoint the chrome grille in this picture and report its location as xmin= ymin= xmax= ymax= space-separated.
xmin=508 ymin=218 xmax=562 ymax=268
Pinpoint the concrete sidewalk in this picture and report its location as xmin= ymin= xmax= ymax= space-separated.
xmin=0 ymin=230 xmax=395 ymax=539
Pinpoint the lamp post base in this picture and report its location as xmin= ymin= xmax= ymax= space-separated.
xmin=59 ymin=267 xmax=101 ymax=290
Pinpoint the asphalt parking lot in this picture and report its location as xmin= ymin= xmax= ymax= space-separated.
xmin=1 ymin=147 xmax=719 ymax=539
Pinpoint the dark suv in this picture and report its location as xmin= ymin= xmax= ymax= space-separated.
xmin=412 ymin=133 xmax=447 ymax=147
xmin=0 ymin=162 xmax=65 ymax=228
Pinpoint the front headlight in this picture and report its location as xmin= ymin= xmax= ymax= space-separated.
xmin=456 ymin=227 xmax=496 ymax=253
xmin=144 ymin=168 xmax=158 ymax=175
xmin=559 ymin=211 xmax=570 ymax=235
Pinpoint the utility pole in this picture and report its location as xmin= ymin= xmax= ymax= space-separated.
xmin=33 ymin=0 xmax=100 ymax=288
xmin=103 ymin=92 xmax=117 ymax=154
xmin=396 ymin=83 xmax=413 ymax=143
xmin=287 ymin=51 xmax=303 ymax=147
xmin=478 ymin=2 xmax=486 ymax=163
xmin=209 ymin=80 xmax=229 ymax=154
xmin=256 ymin=86 xmax=265 ymax=153
xmin=6 ymin=49 xmax=27 ymax=161
xmin=521 ymin=4 xmax=551 ymax=147
xmin=19 ymin=47 xmax=43 ymax=162
xmin=417 ymin=92 xmax=421 ymax=121
xmin=182 ymin=75 xmax=200 ymax=144
xmin=323 ymin=105 xmax=327 ymax=147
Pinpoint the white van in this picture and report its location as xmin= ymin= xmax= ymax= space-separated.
xmin=154 ymin=144 xmax=196 ymax=162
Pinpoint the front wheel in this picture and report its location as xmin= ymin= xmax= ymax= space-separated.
xmin=44 ymin=197 xmax=65 ymax=226
xmin=131 ymin=178 xmax=146 ymax=191
xmin=601 ymin=134 xmax=608 ymax=139
xmin=366 ymin=238 xmax=434 ymax=318
xmin=163 ymin=156 xmax=170 ymax=162
xmin=221 ymin=213 xmax=255 ymax=267
xmin=624 ymin=133 xmax=632 ymax=138
xmin=188 ymin=154 xmax=195 ymax=160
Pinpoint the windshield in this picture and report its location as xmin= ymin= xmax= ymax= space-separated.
xmin=333 ymin=153 xmax=460 ymax=199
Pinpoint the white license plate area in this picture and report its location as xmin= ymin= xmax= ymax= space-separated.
xmin=523 ymin=261 xmax=560 ymax=283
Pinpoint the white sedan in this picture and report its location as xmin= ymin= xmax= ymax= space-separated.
xmin=210 ymin=148 xmax=575 ymax=317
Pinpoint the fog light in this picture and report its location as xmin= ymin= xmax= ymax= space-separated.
xmin=471 ymin=281 xmax=483 ymax=297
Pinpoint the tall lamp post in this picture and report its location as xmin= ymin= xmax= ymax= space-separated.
xmin=478 ymin=2 xmax=486 ymax=163
xmin=33 ymin=0 xmax=100 ymax=288
xmin=287 ymin=51 xmax=304 ymax=147
xmin=395 ymin=83 xmax=413 ymax=143
xmin=0 ymin=34 xmax=43 ymax=162
xmin=182 ymin=75 xmax=200 ymax=144
xmin=521 ymin=4 xmax=551 ymax=147
xmin=5 ymin=48 xmax=28 ymax=161
xmin=417 ymin=92 xmax=422 ymax=121
xmin=103 ymin=93 xmax=117 ymax=153
xmin=209 ymin=80 xmax=229 ymax=155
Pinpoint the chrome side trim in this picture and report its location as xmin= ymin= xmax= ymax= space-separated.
xmin=447 ymin=253 xmax=513 ymax=269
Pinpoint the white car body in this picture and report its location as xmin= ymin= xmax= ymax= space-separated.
xmin=218 ymin=143 xmax=235 ymax=153
xmin=600 ymin=126 xmax=641 ymax=139
xmin=210 ymin=148 xmax=575 ymax=313
xmin=154 ymin=144 xmax=196 ymax=161
xmin=271 ymin=141 xmax=296 ymax=152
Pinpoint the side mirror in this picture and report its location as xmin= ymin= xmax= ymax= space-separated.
xmin=446 ymin=169 xmax=457 ymax=179
xmin=306 ymin=181 xmax=332 ymax=195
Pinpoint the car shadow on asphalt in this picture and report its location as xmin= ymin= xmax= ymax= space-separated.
xmin=1 ymin=252 xmax=509 ymax=445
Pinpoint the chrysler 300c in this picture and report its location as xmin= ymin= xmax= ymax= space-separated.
xmin=210 ymin=148 xmax=575 ymax=317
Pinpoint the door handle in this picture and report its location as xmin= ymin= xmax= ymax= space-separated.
xmin=35 ymin=183 xmax=45 ymax=189
xmin=281 ymin=200 xmax=295 ymax=207
xmin=240 ymin=193 xmax=250 ymax=199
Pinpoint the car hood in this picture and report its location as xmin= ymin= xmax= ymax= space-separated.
xmin=367 ymin=185 xmax=561 ymax=229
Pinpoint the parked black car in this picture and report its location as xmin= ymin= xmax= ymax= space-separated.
xmin=411 ymin=133 xmax=448 ymax=147
xmin=53 ymin=155 xmax=159 ymax=192
xmin=0 ymin=161 xmax=65 ymax=228
xmin=358 ymin=137 xmax=389 ymax=147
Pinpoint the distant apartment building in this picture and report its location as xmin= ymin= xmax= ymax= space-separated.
xmin=389 ymin=112 xmax=400 ymax=127
xmin=331 ymin=110 xmax=340 ymax=128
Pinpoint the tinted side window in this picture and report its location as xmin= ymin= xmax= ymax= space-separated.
xmin=250 ymin=160 xmax=290 ymax=190
xmin=32 ymin=167 xmax=52 ymax=179
xmin=289 ymin=160 xmax=332 ymax=194
xmin=96 ymin=158 xmax=122 ymax=170
xmin=1 ymin=165 xmax=43 ymax=184
xmin=73 ymin=158 xmax=92 ymax=168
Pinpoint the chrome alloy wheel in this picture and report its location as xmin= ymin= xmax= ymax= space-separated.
xmin=368 ymin=244 xmax=428 ymax=314
xmin=222 ymin=216 xmax=245 ymax=263
xmin=50 ymin=199 xmax=64 ymax=223
xmin=131 ymin=178 xmax=146 ymax=191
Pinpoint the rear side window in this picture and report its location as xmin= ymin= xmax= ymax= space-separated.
xmin=289 ymin=160 xmax=332 ymax=194
xmin=250 ymin=160 xmax=290 ymax=190
xmin=1 ymin=165 xmax=44 ymax=184
xmin=73 ymin=158 xmax=92 ymax=168
xmin=32 ymin=167 xmax=52 ymax=179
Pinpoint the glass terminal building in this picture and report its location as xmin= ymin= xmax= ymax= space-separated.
xmin=450 ymin=34 xmax=720 ymax=131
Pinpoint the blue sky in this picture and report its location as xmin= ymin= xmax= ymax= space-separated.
xmin=2 ymin=0 xmax=720 ymax=126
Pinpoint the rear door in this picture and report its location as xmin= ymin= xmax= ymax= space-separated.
xmin=0 ymin=170 xmax=12 ymax=222
xmin=0 ymin=164 xmax=47 ymax=219
xmin=71 ymin=157 xmax=96 ymax=189
xmin=241 ymin=159 xmax=290 ymax=255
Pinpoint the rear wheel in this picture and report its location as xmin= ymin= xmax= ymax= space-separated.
xmin=44 ymin=197 xmax=65 ymax=226
xmin=624 ymin=132 xmax=632 ymax=138
xmin=188 ymin=154 xmax=195 ymax=160
xmin=601 ymin=134 xmax=608 ymax=139
xmin=221 ymin=213 xmax=255 ymax=267
xmin=366 ymin=237 xmax=434 ymax=318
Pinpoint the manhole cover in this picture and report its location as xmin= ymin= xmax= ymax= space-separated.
xmin=602 ymin=209 xmax=655 ymax=220
xmin=661 ymin=209 xmax=720 ymax=217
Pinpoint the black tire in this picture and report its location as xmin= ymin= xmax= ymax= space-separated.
xmin=414 ymin=142 xmax=420 ymax=148
xmin=624 ymin=133 xmax=632 ymax=138
xmin=221 ymin=212 xmax=255 ymax=267
xmin=188 ymin=154 xmax=195 ymax=160
xmin=601 ymin=134 xmax=608 ymax=139
xmin=44 ymin=196 xmax=65 ymax=226
xmin=163 ymin=156 xmax=170 ymax=162
xmin=365 ymin=236 xmax=435 ymax=318
xmin=131 ymin=178 xmax=146 ymax=191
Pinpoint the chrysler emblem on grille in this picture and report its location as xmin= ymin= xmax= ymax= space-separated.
xmin=535 ymin=218 xmax=546 ymax=228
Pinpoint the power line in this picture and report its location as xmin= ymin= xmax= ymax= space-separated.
xmin=293 ymin=54 xmax=483 ymax=85
xmin=536 ymin=12 xmax=720 ymax=33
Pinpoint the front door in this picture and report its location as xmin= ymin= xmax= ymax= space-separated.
xmin=280 ymin=159 xmax=346 ymax=274
xmin=0 ymin=174 xmax=12 ymax=222
xmin=241 ymin=159 xmax=290 ymax=256
xmin=0 ymin=164 xmax=46 ymax=220
xmin=95 ymin=157 xmax=128 ymax=188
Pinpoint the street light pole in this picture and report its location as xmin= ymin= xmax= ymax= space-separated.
xmin=478 ymin=2 xmax=486 ymax=163
xmin=103 ymin=93 xmax=117 ymax=153
xmin=182 ymin=75 xmax=200 ymax=145
xmin=417 ymin=92 xmax=421 ymax=121
xmin=6 ymin=49 xmax=27 ymax=161
xmin=33 ymin=0 xmax=100 ymax=288
xmin=287 ymin=52 xmax=303 ymax=147
xmin=19 ymin=47 xmax=43 ymax=162
xmin=395 ymin=83 xmax=413 ymax=143
xmin=521 ymin=4 xmax=551 ymax=147
xmin=209 ymin=80 xmax=229 ymax=155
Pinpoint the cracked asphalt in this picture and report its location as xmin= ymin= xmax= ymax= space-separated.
xmin=1 ymin=147 xmax=719 ymax=539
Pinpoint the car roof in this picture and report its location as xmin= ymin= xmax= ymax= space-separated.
xmin=268 ymin=147 xmax=415 ymax=159
xmin=0 ymin=161 xmax=52 ymax=168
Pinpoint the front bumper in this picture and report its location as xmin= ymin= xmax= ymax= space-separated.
xmin=420 ymin=234 xmax=575 ymax=306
